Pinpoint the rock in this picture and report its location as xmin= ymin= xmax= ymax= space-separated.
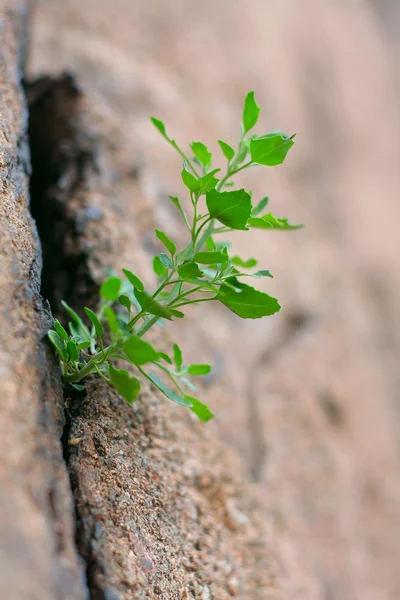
xmin=0 ymin=3 xmax=87 ymax=599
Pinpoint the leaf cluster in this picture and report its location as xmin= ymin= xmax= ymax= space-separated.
xmin=49 ymin=92 xmax=301 ymax=421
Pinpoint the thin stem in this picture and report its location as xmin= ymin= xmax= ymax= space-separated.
xmin=216 ymin=160 xmax=253 ymax=190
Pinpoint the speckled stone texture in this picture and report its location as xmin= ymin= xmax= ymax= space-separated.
xmin=0 ymin=3 xmax=87 ymax=599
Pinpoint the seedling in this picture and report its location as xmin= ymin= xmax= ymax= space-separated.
xmin=48 ymin=92 xmax=302 ymax=421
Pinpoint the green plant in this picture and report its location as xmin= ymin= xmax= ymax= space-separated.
xmin=48 ymin=91 xmax=302 ymax=421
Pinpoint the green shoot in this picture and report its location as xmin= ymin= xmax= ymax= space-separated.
xmin=48 ymin=91 xmax=302 ymax=422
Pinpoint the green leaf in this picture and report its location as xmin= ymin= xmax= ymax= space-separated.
xmin=123 ymin=335 xmax=160 ymax=365
xmin=77 ymin=340 xmax=91 ymax=350
xmin=232 ymin=256 xmax=258 ymax=269
xmin=100 ymin=277 xmax=121 ymax=301
xmin=48 ymin=330 xmax=68 ymax=361
xmin=159 ymin=253 xmax=173 ymax=268
xmin=153 ymin=256 xmax=167 ymax=277
xmin=251 ymin=196 xmax=269 ymax=216
xmin=118 ymin=294 xmax=132 ymax=312
xmin=168 ymin=195 xmax=187 ymax=221
xmin=150 ymin=116 xmax=168 ymax=139
xmin=206 ymin=188 xmax=251 ymax=230
xmin=159 ymin=352 xmax=173 ymax=365
xmin=71 ymin=383 xmax=85 ymax=392
xmin=155 ymin=229 xmax=176 ymax=255
xmin=104 ymin=306 xmax=120 ymax=334
xmin=181 ymin=168 xmax=199 ymax=192
xmin=134 ymin=289 xmax=174 ymax=320
xmin=217 ymin=278 xmax=280 ymax=318
xmin=146 ymin=372 xmax=193 ymax=407
xmin=249 ymin=269 xmax=273 ymax=278
xmin=67 ymin=339 xmax=79 ymax=361
xmin=54 ymin=319 xmax=68 ymax=340
xmin=205 ymin=236 xmax=215 ymax=251
xmin=61 ymin=301 xmax=91 ymax=341
xmin=187 ymin=364 xmax=212 ymax=376
xmin=218 ymin=140 xmax=235 ymax=162
xmin=169 ymin=309 xmax=185 ymax=318
xmin=122 ymin=269 xmax=144 ymax=292
xmin=242 ymin=91 xmax=260 ymax=134
xmin=173 ymin=344 xmax=183 ymax=371
xmin=110 ymin=364 xmax=141 ymax=404
xmin=198 ymin=169 xmax=220 ymax=194
xmin=185 ymin=396 xmax=214 ymax=422
xmin=176 ymin=244 xmax=194 ymax=264
xmin=190 ymin=142 xmax=212 ymax=169
xmin=84 ymin=307 xmax=104 ymax=340
xmin=250 ymin=133 xmax=295 ymax=166
xmin=247 ymin=213 xmax=303 ymax=230
xmin=193 ymin=251 xmax=228 ymax=265
xmin=178 ymin=261 xmax=204 ymax=280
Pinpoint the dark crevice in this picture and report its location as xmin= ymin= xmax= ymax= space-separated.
xmin=26 ymin=72 xmax=99 ymax=315
xmin=26 ymin=73 xmax=103 ymax=599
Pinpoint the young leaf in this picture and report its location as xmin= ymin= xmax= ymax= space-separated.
xmin=187 ymin=364 xmax=212 ymax=376
xmin=61 ymin=301 xmax=91 ymax=341
xmin=218 ymin=140 xmax=235 ymax=162
xmin=181 ymin=168 xmax=199 ymax=192
xmin=48 ymin=330 xmax=68 ymax=361
xmin=54 ymin=319 xmax=68 ymax=340
xmin=123 ymin=335 xmax=160 ymax=365
xmin=185 ymin=395 xmax=214 ymax=422
xmin=168 ymin=195 xmax=187 ymax=221
xmin=104 ymin=306 xmax=120 ymax=334
xmin=71 ymin=383 xmax=85 ymax=392
xmin=118 ymin=294 xmax=132 ymax=313
xmin=77 ymin=340 xmax=91 ymax=350
xmin=155 ymin=229 xmax=176 ymax=255
xmin=232 ymin=257 xmax=258 ymax=269
xmin=249 ymin=269 xmax=273 ymax=278
xmin=134 ymin=289 xmax=174 ymax=320
xmin=247 ymin=213 xmax=303 ymax=230
xmin=205 ymin=236 xmax=215 ymax=251
xmin=153 ymin=256 xmax=167 ymax=277
xmin=110 ymin=364 xmax=141 ymax=404
xmin=250 ymin=133 xmax=295 ymax=166
xmin=150 ymin=117 xmax=168 ymax=140
xmin=146 ymin=372 xmax=193 ymax=407
xmin=122 ymin=269 xmax=144 ymax=292
xmin=217 ymin=278 xmax=280 ymax=318
xmin=100 ymin=277 xmax=121 ymax=302
xmin=193 ymin=251 xmax=228 ymax=265
xmin=173 ymin=343 xmax=183 ymax=371
xmin=190 ymin=142 xmax=212 ymax=169
xmin=198 ymin=169 xmax=220 ymax=194
xmin=169 ymin=309 xmax=185 ymax=318
xmin=242 ymin=91 xmax=260 ymax=134
xmin=206 ymin=188 xmax=251 ymax=230
xmin=84 ymin=307 xmax=104 ymax=340
xmin=159 ymin=253 xmax=173 ymax=268
xmin=67 ymin=339 xmax=79 ymax=362
xmin=176 ymin=244 xmax=194 ymax=264
xmin=159 ymin=352 xmax=173 ymax=365
xmin=251 ymin=196 xmax=269 ymax=216
xmin=178 ymin=261 xmax=204 ymax=280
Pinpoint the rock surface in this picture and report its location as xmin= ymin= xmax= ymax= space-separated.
xmin=0 ymin=3 xmax=87 ymax=599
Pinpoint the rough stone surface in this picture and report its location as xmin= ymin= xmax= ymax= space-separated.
xmin=0 ymin=4 xmax=87 ymax=599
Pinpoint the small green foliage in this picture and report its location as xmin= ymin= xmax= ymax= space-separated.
xmin=242 ymin=91 xmax=260 ymax=134
xmin=49 ymin=92 xmax=301 ymax=422
xmin=218 ymin=140 xmax=235 ymax=162
xmin=250 ymin=133 xmax=296 ymax=166
xmin=100 ymin=277 xmax=121 ymax=301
